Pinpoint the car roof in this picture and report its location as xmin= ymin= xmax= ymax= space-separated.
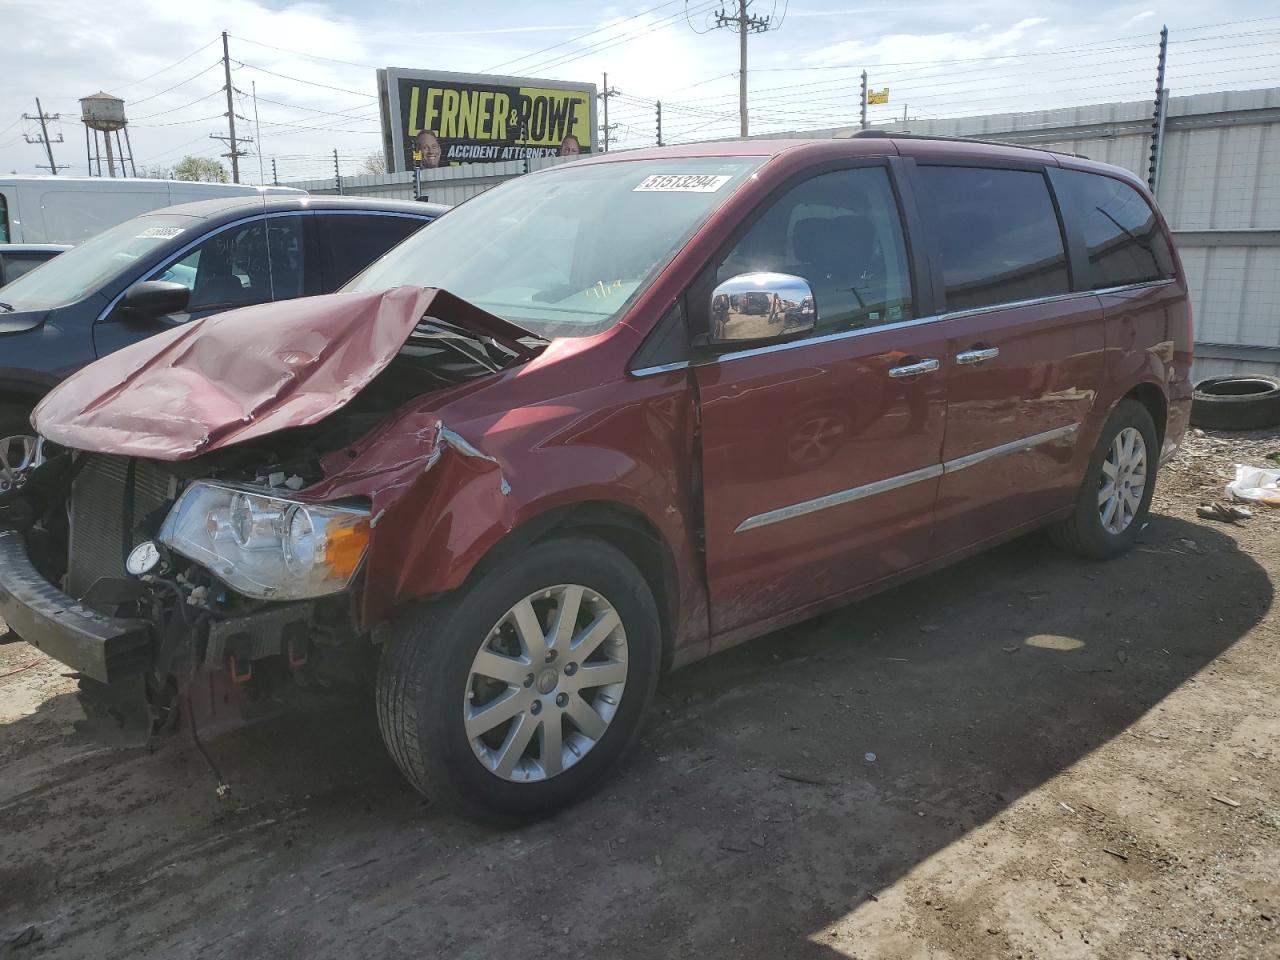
xmin=571 ymin=135 xmax=1147 ymax=189
xmin=0 ymin=243 xmax=72 ymax=253
xmin=148 ymin=194 xmax=449 ymax=221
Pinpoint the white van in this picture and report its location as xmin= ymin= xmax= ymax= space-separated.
xmin=0 ymin=177 xmax=306 ymax=245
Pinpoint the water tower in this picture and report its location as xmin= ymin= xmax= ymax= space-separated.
xmin=80 ymin=92 xmax=136 ymax=177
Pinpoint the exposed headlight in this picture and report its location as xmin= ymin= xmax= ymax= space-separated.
xmin=158 ymin=482 xmax=370 ymax=600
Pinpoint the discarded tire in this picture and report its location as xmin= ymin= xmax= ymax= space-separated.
xmin=1190 ymin=376 xmax=1280 ymax=431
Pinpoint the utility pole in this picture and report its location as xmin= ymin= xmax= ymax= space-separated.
xmin=333 ymin=149 xmax=342 ymax=195
xmin=599 ymin=72 xmax=618 ymax=152
xmin=712 ymin=0 xmax=772 ymax=137
xmin=656 ymin=100 xmax=664 ymax=146
xmin=24 ymin=99 xmax=64 ymax=174
xmin=271 ymin=158 xmax=278 ymax=186
xmin=1148 ymin=25 xmax=1169 ymax=193
xmin=211 ymin=30 xmax=253 ymax=183
xmin=860 ymin=71 xmax=869 ymax=130
xmin=252 ymin=80 xmax=264 ymax=186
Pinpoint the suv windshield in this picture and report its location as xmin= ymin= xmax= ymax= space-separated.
xmin=346 ymin=156 xmax=764 ymax=338
xmin=0 ymin=214 xmax=198 ymax=310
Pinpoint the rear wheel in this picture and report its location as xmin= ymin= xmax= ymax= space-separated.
xmin=376 ymin=537 xmax=661 ymax=823
xmin=1050 ymin=399 xmax=1158 ymax=560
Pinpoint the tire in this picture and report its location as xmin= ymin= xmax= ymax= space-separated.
xmin=1191 ymin=376 xmax=1280 ymax=431
xmin=1050 ymin=399 xmax=1159 ymax=560
xmin=376 ymin=536 xmax=661 ymax=824
xmin=0 ymin=404 xmax=38 ymax=497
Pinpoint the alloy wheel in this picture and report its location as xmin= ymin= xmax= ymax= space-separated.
xmin=463 ymin=584 xmax=628 ymax=782
xmin=1098 ymin=426 xmax=1147 ymax=534
xmin=0 ymin=434 xmax=36 ymax=494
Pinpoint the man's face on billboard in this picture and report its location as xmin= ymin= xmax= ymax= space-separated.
xmin=416 ymin=130 xmax=442 ymax=168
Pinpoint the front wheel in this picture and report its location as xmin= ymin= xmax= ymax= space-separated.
xmin=376 ymin=537 xmax=661 ymax=824
xmin=0 ymin=404 xmax=38 ymax=497
xmin=1050 ymin=399 xmax=1159 ymax=560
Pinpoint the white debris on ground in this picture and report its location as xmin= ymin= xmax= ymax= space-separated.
xmin=1156 ymin=426 xmax=1280 ymax=519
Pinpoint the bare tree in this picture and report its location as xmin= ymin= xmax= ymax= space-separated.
xmin=360 ymin=151 xmax=387 ymax=175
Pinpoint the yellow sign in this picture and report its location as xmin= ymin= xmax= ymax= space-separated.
xmin=401 ymin=80 xmax=592 ymax=168
xmin=868 ymin=88 xmax=890 ymax=105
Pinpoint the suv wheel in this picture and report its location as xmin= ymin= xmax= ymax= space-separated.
xmin=1050 ymin=398 xmax=1158 ymax=560
xmin=376 ymin=537 xmax=661 ymax=823
xmin=0 ymin=405 xmax=37 ymax=496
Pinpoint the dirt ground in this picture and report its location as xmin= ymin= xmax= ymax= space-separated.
xmin=2 ymin=429 xmax=1278 ymax=960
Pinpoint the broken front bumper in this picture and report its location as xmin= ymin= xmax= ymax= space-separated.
xmin=0 ymin=527 xmax=152 ymax=684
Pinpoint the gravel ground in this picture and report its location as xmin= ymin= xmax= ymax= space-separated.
xmin=1 ymin=429 xmax=1278 ymax=959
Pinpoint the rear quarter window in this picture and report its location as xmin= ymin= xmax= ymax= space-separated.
xmin=1 ymin=252 xmax=54 ymax=284
xmin=1052 ymin=169 xmax=1175 ymax=289
xmin=917 ymin=165 xmax=1070 ymax=312
xmin=318 ymin=214 xmax=429 ymax=290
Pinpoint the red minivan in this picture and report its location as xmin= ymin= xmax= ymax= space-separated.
xmin=0 ymin=136 xmax=1192 ymax=821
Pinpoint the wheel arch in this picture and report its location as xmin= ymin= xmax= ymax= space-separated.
xmin=462 ymin=500 xmax=683 ymax=673
xmin=1121 ymin=380 xmax=1168 ymax=447
xmin=0 ymin=377 xmax=50 ymax=412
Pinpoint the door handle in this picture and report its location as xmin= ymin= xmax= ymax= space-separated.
xmin=887 ymin=358 xmax=940 ymax=379
xmin=955 ymin=346 xmax=1000 ymax=365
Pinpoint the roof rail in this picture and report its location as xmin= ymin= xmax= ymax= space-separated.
xmin=847 ymin=129 xmax=1089 ymax=160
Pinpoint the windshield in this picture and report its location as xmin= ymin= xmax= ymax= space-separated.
xmin=346 ymin=156 xmax=765 ymax=338
xmin=0 ymin=214 xmax=198 ymax=310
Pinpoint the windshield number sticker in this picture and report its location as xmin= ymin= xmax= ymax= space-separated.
xmin=633 ymin=174 xmax=733 ymax=193
xmin=136 ymin=226 xmax=185 ymax=240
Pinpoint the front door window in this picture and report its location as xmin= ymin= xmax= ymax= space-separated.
xmin=716 ymin=167 xmax=915 ymax=334
xmin=157 ymin=216 xmax=305 ymax=313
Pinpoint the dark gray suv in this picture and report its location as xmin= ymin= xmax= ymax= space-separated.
xmin=0 ymin=195 xmax=446 ymax=488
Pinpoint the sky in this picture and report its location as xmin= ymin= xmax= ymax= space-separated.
xmin=2 ymin=0 xmax=1278 ymax=183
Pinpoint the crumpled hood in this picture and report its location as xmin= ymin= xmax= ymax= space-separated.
xmin=34 ymin=285 xmax=535 ymax=460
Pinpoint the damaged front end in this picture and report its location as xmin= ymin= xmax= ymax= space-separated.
xmin=0 ymin=285 xmax=539 ymax=731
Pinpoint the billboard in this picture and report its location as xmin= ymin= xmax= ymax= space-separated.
xmin=377 ymin=68 xmax=597 ymax=174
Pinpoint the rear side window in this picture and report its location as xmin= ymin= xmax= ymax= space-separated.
xmin=1053 ymin=169 xmax=1175 ymax=289
xmin=319 ymin=214 xmax=428 ymax=290
xmin=0 ymin=194 xmax=9 ymax=243
xmin=917 ymin=166 xmax=1070 ymax=312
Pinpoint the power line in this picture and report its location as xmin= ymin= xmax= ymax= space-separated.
xmin=520 ymin=0 xmax=721 ymax=75
xmin=229 ymin=35 xmax=380 ymax=70
xmin=249 ymin=94 xmax=380 ymax=123
xmin=131 ymin=89 xmax=223 ymax=121
xmin=232 ymin=60 xmax=378 ymax=98
xmin=112 ymin=39 xmax=221 ymax=91
xmin=135 ymin=131 xmax=218 ymax=167
xmin=128 ymin=61 xmax=223 ymax=106
xmin=485 ymin=0 xmax=684 ymax=71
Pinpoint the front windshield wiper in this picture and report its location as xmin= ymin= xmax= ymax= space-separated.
xmin=0 ymin=301 xmax=14 ymax=313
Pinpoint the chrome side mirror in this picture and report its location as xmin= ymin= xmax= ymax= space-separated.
xmin=707 ymin=272 xmax=815 ymax=347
